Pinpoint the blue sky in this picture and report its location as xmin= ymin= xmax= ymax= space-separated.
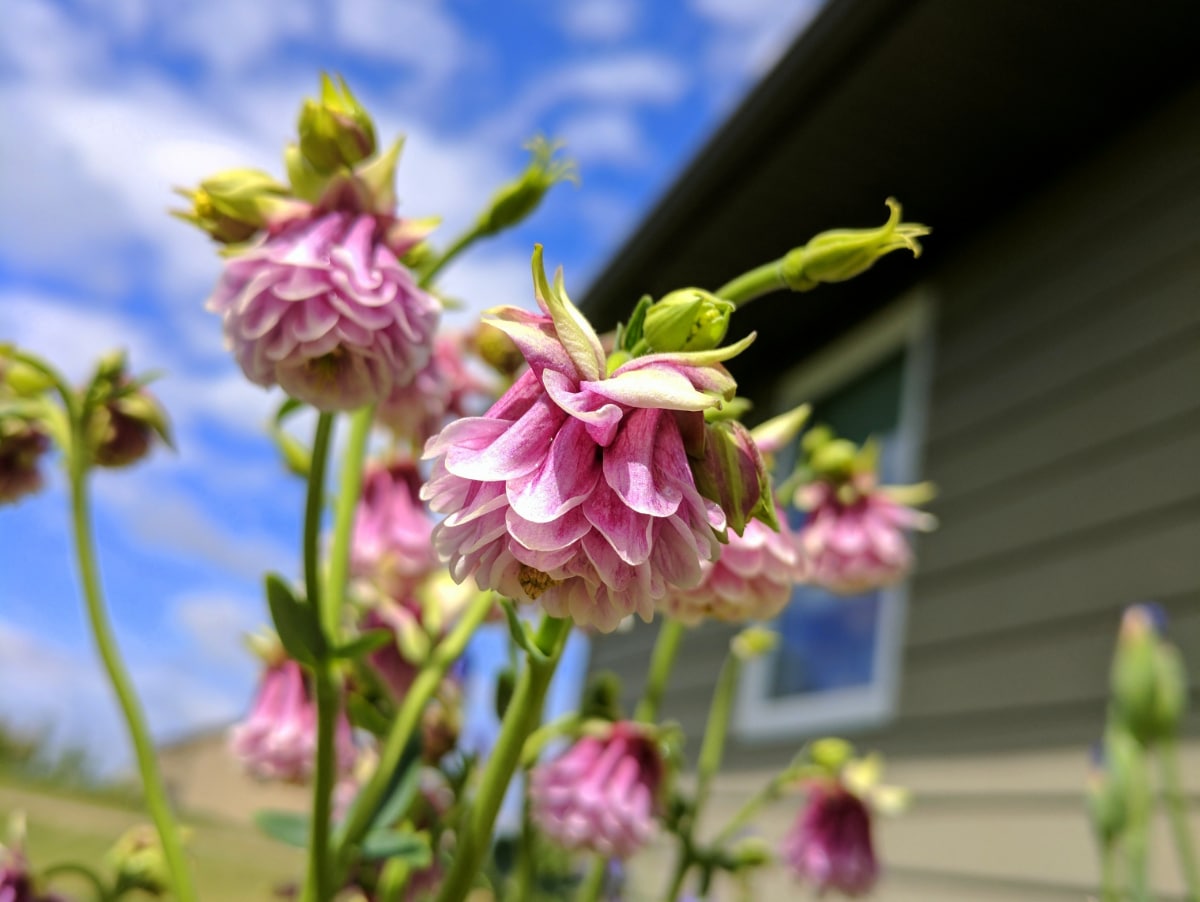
xmin=0 ymin=0 xmax=821 ymax=770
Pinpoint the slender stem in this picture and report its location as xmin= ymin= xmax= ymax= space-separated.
xmin=511 ymin=795 xmax=538 ymax=901
xmin=1160 ymin=740 xmax=1200 ymax=901
xmin=41 ymin=861 xmax=113 ymax=902
xmin=694 ymin=655 xmax=741 ymax=817
xmin=1099 ymin=839 xmax=1120 ymax=902
xmin=713 ymin=777 xmax=784 ymax=848
xmin=1125 ymin=750 xmax=1152 ymax=902
xmin=323 ymin=406 xmax=373 ymax=641
xmin=67 ymin=450 xmax=196 ymax=902
xmin=714 ymin=260 xmax=786 ymax=308
xmin=302 ymin=412 xmax=336 ymax=902
xmin=663 ymin=854 xmax=691 ymax=902
xmin=435 ymin=616 xmax=572 ymax=902
xmin=333 ymin=590 xmax=497 ymax=870
xmin=420 ymin=225 xmax=484 ymax=288
xmin=577 ymin=856 xmax=608 ymax=902
xmin=634 ymin=619 xmax=685 ymax=723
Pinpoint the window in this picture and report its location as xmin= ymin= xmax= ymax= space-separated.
xmin=735 ymin=292 xmax=934 ymax=741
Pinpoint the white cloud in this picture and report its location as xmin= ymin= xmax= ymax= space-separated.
xmin=556 ymin=108 xmax=648 ymax=168
xmin=691 ymin=0 xmax=825 ymax=80
xmin=436 ymin=249 xmax=539 ymax=326
xmin=335 ymin=0 xmax=472 ymax=88
xmin=172 ymin=591 xmax=264 ymax=673
xmin=559 ymin=0 xmax=640 ymax=42
xmin=161 ymin=0 xmax=317 ymax=75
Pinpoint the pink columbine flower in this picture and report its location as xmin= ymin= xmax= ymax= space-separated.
xmin=1 ymin=831 xmax=68 ymax=902
xmin=529 ymin=722 xmax=663 ymax=859
xmin=795 ymin=473 xmax=934 ymax=595
xmin=351 ymin=458 xmax=438 ymax=599
xmin=377 ymin=332 xmax=493 ymax=448
xmin=230 ymin=658 xmax=355 ymax=784
xmin=781 ymin=782 xmax=878 ymax=897
xmin=421 ymin=249 xmax=750 ymax=632
xmin=661 ymin=501 xmax=800 ymax=625
xmin=206 ymin=209 xmax=440 ymax=411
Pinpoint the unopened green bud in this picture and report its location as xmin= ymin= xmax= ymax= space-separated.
xmin=1 ymin=359 xmax=54 ymax=397
xmin=298 ymin=74 xmax=377 ymax=173
xmin=1087 ymin=731 xmax=1137 ymax=845
xmin=106 ymin=825 xmax=177 ymax=897
xmin=173 ymin=168 xmax=289 ymax=244
xmin=810 ymin=737 xmax=854 ymax=773
xmin=1110 ymin=603 xmax=1185 ymax=745
xmin=781 ymin=198 xmax=929 ymax=292
xmin=809 ymin=437 xmax=858 ymax=480
xmin=731 ymin=625 xmax=778 ymax=661
xmin=642 ymin=289 xmax=734 ymax=353
xmin=474 ymin=321 xmax=524 ymax=377
xmin=690 ymin=419 xmax=775 ymax=537
xmin=477 ymin=137 xmax=577 ymax=237
xmin=725 ymin=836 xmax=773 ymax=871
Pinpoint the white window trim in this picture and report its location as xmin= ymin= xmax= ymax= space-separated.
xmin=735 ymin=288 xmax=936 ymax=743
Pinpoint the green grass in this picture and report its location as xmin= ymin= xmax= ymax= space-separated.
xmin=0 ymin=778 xmax=304 ymax=900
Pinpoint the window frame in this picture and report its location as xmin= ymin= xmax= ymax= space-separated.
xmin=734 ymin=289 xmax=936 ymax=742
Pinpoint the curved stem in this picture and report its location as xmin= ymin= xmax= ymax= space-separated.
xmin=714 ymin=260 xmax=786 ymax=308
xmin=1099 ymin=839 xmax=1120 ymax=902
xmin=435 ymin=616 xmax=572 ymax=902
xmin=634 ymin=619 xmax=684 ymax=723
xmin=420 ymin=225 xmax=484 ymax=288
xmin=323 ymin=406 xmax=373 ymax=641
xmin=302 ymin=412 xmax=336 ymax=902
xmin=663 ymin=853 xmax=691 ymax=902
xmin=694 ymin=654 xmax=741 ymax=818
xmin=67 ymin=450 xmax=196 ymax=902
xmin=333 ymin=590 xmax=497 ymax=871
xmin=1160 ymin=740 xmax=1200 ymax=901
xmin=578 ymin=857 xmax=608 ymax=902
xmin=41 ymin=861 xmax=113 ymax=902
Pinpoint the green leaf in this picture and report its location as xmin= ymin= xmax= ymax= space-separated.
xmin=620 ymin=294 xmax=653 ymax=352
xmin=332 ymin=628 xmax=392 ymax=661
xmin=360 ymin=829 xmax=432 ymax=865
xmin=346 ymin=693 xmax=392 ymax=736
xmin=254 ymin=810 xmax=310 ymax=848
xmin=265 ymin=573 xmax=326 ymax=665
xmin=335 ymin=739 xmax=423 ymax=847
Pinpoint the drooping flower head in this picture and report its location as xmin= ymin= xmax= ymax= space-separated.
xmin=376 ymin=332 xmax=494 ymax=449
xmin=792 ymin=432 xmax=935 ymax=595
xmin=351 ymin=458 xmax=439 ymax=598
xmin=661 ymin=504 xmax=800 ymax=625
xmin=781 ymin=750 xmax=905 ymax=898
xmin=83 ymin=355 xmax=173 ymax=470
xmin=207 ymin=203 xmax=440 ymax=411
xmin=0 ymin=417 xmax=50 ymax=507
xmin=422 ymin=248 xmax=755 ymax=631
xmin=529 ymin=721 xmax=664 ymax=859
xmin=230 ymin=654 xmax=355 ymax=784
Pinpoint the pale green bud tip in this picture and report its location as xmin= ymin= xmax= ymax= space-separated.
xmin=297 ymin=73 xmax=377 ymax=173
xmin=477 ymin=136 xmax=578 ymax=236
xmin=750 ymin=403 xmax=811 ymax=455
xmin=642 ymin=288 xmax=735 ymax=353
xmin=781 ymin=198 xmax=930 ymax=292
xmin=172 ymin=168 xmax=288 ymax=244
xmin=732 ymin=625 xmax=778 ymax=660
xmin=810 ymin=737 xmax=855 ymax=773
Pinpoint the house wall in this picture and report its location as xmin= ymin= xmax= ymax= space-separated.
xmin=590 ymin=83 xmax=1200 ymax=899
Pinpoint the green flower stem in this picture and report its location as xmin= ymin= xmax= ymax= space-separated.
xmin=712 ymin=776 xmax=784 ymax=848
xmin=634 ymin=618 xmax=685 ymax=723
xmin=420 ymin=225 xmax=484 ymax=288
xmin=1160 ymin=740 xmax=1200 ymax=901
xmin=714 ymin=260 xmax=786 ymax=308
xmin=67 ymin=434 xmax=197 ymax=902
xmin=322 ymin=406 xmax=373 ymax=641
xmin=510 ymin=796 xmax=538 ymax=902
xmin=435 ymin=616 xmax=572 ymax=902
xmin=577 ymin=856 xmax=608 ymax=902
xmin=1099 ymin=840 xmax=1120 ymax=902
xmin=663 ymin=849 xmax=693 ymax=902
xmin=333 ymin=590 xmax=497 ymax=871
xmin=301 ymin=412 xmax=337 ymax=902
xmin=41 ymin=861 xmax=113 ymax=902
xmin=1126 ymin=751 xmax=1152 ymax=902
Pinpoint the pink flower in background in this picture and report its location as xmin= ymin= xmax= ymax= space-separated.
xmin=377 ymin=332 xmax=493 ymax=448
xmin=529 ymin=722 xmax=663 ymax=859
xmin=661 ymin=503 xmax=800 ymax=625
xmin=351 ymin=458 xmax=438 ymax=598
xmin=230 ymin=659 xmax=355 ymax=784
xmin=781 ymin=782 xmax=879 ymax=897
xmin=207 ymin=210 xmax=439 ymax=411
xmin=1 ymin=830 xmax=69 ymax=902
xmin=422 ymin=250 xmax=744 ymax=632
xmin=795 ymin=474 xmax=933 ymax=595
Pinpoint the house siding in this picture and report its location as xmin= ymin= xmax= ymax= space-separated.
xmin=589 ymin=83 xmax=1200 ymax=899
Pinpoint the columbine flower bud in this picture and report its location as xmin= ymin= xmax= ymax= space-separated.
xmin=106 ymin=825 xmax=174 ymax=897
xmin=172 ymin=169 xmax=291 ymax=245
xmin=780 ymin=198 xmax=929 ymax=292
xmin=473 ymin=321 xmax=525 ymax=377
xmin=690 ymin=419 xmax=776 ymax=537
xmin=1086 ymin=730 xmax=1144 ymax=847
xmin=87 ymin=385 xmax=172 ymax=469
xmin=297 ymin=74 xmax=377 ymax=173
xmin=0 ymin=417 xmax=50 ymax=506
xmin=475 ymin=137 xmax=576 ymax=237
xmin=642 ymin=289 xmax=734 ymax=353
xmin=1110 ymin=603 xmax=1187 ymax=745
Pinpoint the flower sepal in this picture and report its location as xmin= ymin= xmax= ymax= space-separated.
xmin=297 ymin=73 xmax=377 ymax=174
xmin=690 ymin=418 xmax=776 ymax=537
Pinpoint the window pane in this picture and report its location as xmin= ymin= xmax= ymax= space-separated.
xmin=768 ymin=352 xmax=906 ymax=700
